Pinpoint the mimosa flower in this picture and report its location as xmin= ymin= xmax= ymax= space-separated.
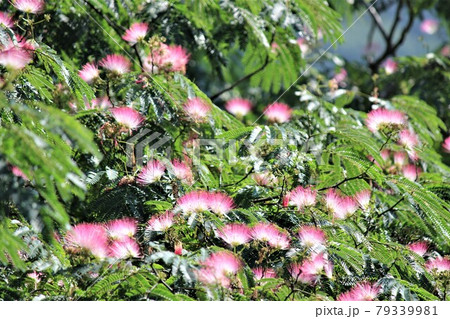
xmin=217 ymin=223 xmax=251 ymax=247
xmin=13 ymin=0 xmax=45 ymax=14
xmin=0 ymin=47 xmax=33 ymax=70
xmin=402 ymin=164 xmax=421 ymax=181
xmin=355 ymin=190 xmax=371 ymax=210
xmin=100 ymin=54 xmax=131 ymax=75
xmin=407 ymin=241 xmax=428 ymax=257
xmin=337 ymin=282 xmax=381 ymax=301
xmin=106 ymin=217 xmax=137 ymax=240
xmin=136 ymin=160 xmax=166 ymax=185
xmin=264 ymin=102 xmax=292 ymax=123
xmin=110 ymin=107 xmax=145 ymax=130
xmin=442 ymin=136 xmax=450 ymax=153
xmin=208 ymin=192 xmax=235 ymax=216
xmin=64 ymin=223 xmax=109 ymax=258
xmin=109 ymin=237 xmax=141 ymax=259
xmin=78 ymin=62 xmax=100 ymax=84
xmin=365 ymin=108 xmax=406 ymax=133
xmin=283 ymin=186 xmax=317 ymax=210
xmin=170 ymin=159 xmax=193 ymax=185
xmin=122 ymin=22 xmax=148 ymax=45
xmin=225 ymin=98 xmax=252 ymax=117
xmin=426 ymin=256 xmax=450 ymax=273
xmin=0 ymin=12 xmax=14 ymax=28
xmin=383 ymin=58 xmax=398 ymax=75
xmin=420 ymin=19 xmax=439 ymax=35
xmin=176 ymin=190 xmax=209 ymax=214
xmin=183 ymin=97 xmax=211 ymax=123
xmin=297 ymin=225 xmax=326 ymax=247
xmin=252 ymin=267 xmax=277 ymax=280
xmin=147 ymin=211 xmax=174 ymax=232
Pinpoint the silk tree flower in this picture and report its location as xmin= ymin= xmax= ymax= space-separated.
xmin=251 ymin=223 xmax=290 ymax=249
xmin=145 ymin=44 xmax=190 ymax=73
xmin=324 ymin=189 xmax=341 ymax=213
xmin=170 ymin=159 xmax=193 ymax=185
xmin=407 ymin=241 xmax=428 ymax=257
xmin=208 ymin=192 xmax=235 ymax=216
xmin=394 ymin=151 xmax=408 ymax=166
xmin=333 ymin=68 xmax=347 ymax=84
xmin=355 ymin=190 xmax=371 ymax=210
xmin=12 ymin=0 xmax=45 ymax=14
xmin=297 ymin=225 xmax=326 ymax=247
xmin=225 ymin=98 xmax=252 ymax=117
xmin=0 ymin=12 xmax=14 ymax=28
xmin=420 ymin=19 xmax=439 ymax=35
xmin=147 ymin=211 xmax=174 ymax=231
xmin=64 ymin=223 xmax=109 ymax=258
xmin=252 ymin=267 xmax=277 ymax=280
xmin=109 ymin=237 xmax=141 ymax=259
xmin=365 ymin=108 xmax=406 ymax=133
xmin=290 ymin=253 xmax=333 ymax=284
xmin=196 ymin=251 xmax=241 ymax=288
xmin=11 ymin=166 xmax=29 ymax=181
xmin=183 ymin=97 xmax=211 ymax=123
xmin=441 ymin=45 xmax=450 ymax=57
xmin=264 ymin=102 xmax=292 ymax=123
xmin=100 ymin=54 xmax=131 ymax=75
xmin=217 ymin=223 xmax=251 ymax=247
xmin=268 ymin=231 xmax=290 ymax=250
xmin=27 ymin=271 xmax=42 ymax=282
xmin=174 ymin=242 xmax=183 ymax=255
xmin=252 ymin=172 xmax=277 ymax=186
xmin=383 ymin=58 xmax=398 ymax=75
xmin=380 ymin=149 xmax=390 ymax=162
xmin=122 ymin=22 xmax=148 ymax=45
xmin=106 ymin=217 xmax=137 ymax=240
xmin=337 ymin=282 xmax=381 ymax=301
xmin=398 ymin=129 xmax=419 ymax=150
xmin=0 ymin=47 xmax=33 ymax=70
xmin=78 ymin=62 xmax=100 ymax=84
xmin=136 ymin=159 xmax=166 ymax=185
xmin=176 ymin=190 xmax=209 ymax=214
xmin=110 ymin=107 xmax=145 ymax=130
xmin=89 ymin=96 xmax=112 ymax=109
xmin=283 ymin=186 xmax=317 ymax=211
xmin=296 ymin=38 xmax=309 ymax=54
xmin=334 ymin=196 xmax=358 ymax=220
xmin=425 ymin=256 xmax=450 ymax=273
xmin=443 ymin=136 xmax=450 ymax=153
xmin=402 ymin=164 xmax=421 ymax=181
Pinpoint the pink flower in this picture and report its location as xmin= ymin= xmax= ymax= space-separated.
xmin=420 ymin=19 xmax=439 ymax=35
xmin=290 ymin=253 xmax=333 ymax=284
xmin=145 ymin=44 xmax=190 ymax=73
xmin=208 ymin=192 xmax=235 ymax=216
xmin=380 ymin=149 xmax=390 ymax=161
xmin=13 ymin=0 xmax=45 ymax=14
xmin=106 ymin=217 xmax=137 ymax=240
xmin=110 ymin=107 xmax=145 ymax=130
xmin=170 ymin=159 xmax=193 ymax=185
xmin=0 ymin=12 xmax=14 ymax=28
xmin=100 ymin=54 xmax=131 ymax=75
xmin=383 ymin=58 xmax=398 ymax=75
xmin=217 ymin=223 xmax=251 ymax=247
xmin=402 ymin=164 xmax=421 ymax=181
xmin=407 ymin=241 xmax=428 ymax=257
xmin=337 ymin=282 xmax=381 ymax=301
xmin=64 ymin=223 xmax=109 ymax=258
xmin=296 ymin=38 xmax=309 ymax=54
xmin=147 ymin=211 xmax=174 ymax=231
xmin=297 ymin=226 xmax=326 ymax=247
xmin=136 ymin=159 xmax=166 ymax=185
xmin=252 ymin=172 xmax=277 ymax=186
xmin=251 ymin=223 xmax=290 ymax=249
xmin=398 ymin=129 xmax=418 ymax=150
xmin=264 ymin=102 xmax=292 ymax=123
xmin=365 ymin=108 xmax=406 ymax=133
xmin=176 ymin=190 xmax=209 ymax=214
xmin=426 ymin=256 xmax=450 ymax=273
xmin=174 ymin=242 xmax=183 ymax=255
xmin=324 ymin=189 xmax=341 ymax=213
xmin=225 ymin=98 xmax=252 ymax=117
xmin=89 ymin=96 xmax=112 ymax=109
xmin=252 ymin=267 xmax=277 ymax=280
xmin=355 ymin=190 xmax=371 ymax=210
xmin=284 ymin=186 xmax=317 ymax=211
xmin=78 ymin=62 xmax=99 ymax=83
xmin=109 ymin=237 xmax=141 ymax=259
xmin=11 ymin=166 xmax=29 ymax=180
xmin=443 ymin=136 xmax=450 ymax=153
xmin=0 ymin=47 xmax=33 ymax=70
xmin=183 ymin=97 xmax=211 ymax=122
xmin=27 ymin=271 xmax=42 ymax=282
xmin=196 ymin=251 xmax=241 ymax=288
xmin=394 ymin=151 xmax=408 ymax=166
xmin=122 ymin=22 xmax=148 ymax=45
xmin=333 ymin=68 xmax=347 ymax=84
xmin=441 ymin=45 xmax=450 ymax=57
xmin=334 ymin=196 xmax=358 ymax=220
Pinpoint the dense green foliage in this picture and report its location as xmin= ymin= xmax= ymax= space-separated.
xmin=0 ymin=0 xmax=449 ymax=301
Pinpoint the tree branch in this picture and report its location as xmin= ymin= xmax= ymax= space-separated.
xmin=364 ymin=2 xmax=389 ymax=42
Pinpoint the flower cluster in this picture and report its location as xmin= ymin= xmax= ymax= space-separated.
xmin=365 ymin=108 xmax=406 ymax=133
xmin=144 ymin=43 xmax=190 ymax=74
xmin=195 ymin=251 xmax=242 ymax=288
xmin=0 ymin=32 xmax=34 ymax=70
xmin=289 ymin=253 xmax=333 ymax=284
xmin=137 ymin=158 xmax=194 ymax=185
xmin=337 ymin=282 xmax=381 ymax=301
xmin=176 ymin=190 xmax=234 ymax=216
